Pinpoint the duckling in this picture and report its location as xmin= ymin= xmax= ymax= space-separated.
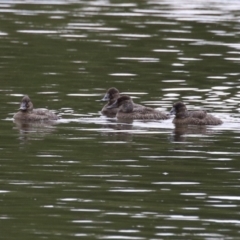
xmin=101 ymin=87 xmax=147 ymax=117
xmin=170 ymin=102 xmax=222 ymax=125
xmin=107 ymin=95 xmax=169 ymax=120
xmin=13 ymin=95 xmax=59 ymax=121
xmin=101 ymin=87 xmax=120 ymax=116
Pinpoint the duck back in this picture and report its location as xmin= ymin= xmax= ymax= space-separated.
xmin=173 ymin=111 xmax=222 ymax=125
xmin=14 ymin=108 xmax=59 ymax=121
xmin=117 ymin=106 xmax=169 ymax=120
xmin=107 ymin=95 xmax=169 ymax=120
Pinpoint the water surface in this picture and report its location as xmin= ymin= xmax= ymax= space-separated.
xmin=1 ymin=0 xmax=240 ymax=239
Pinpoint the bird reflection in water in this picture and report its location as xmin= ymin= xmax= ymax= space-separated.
xmin=13 ymin=119 xmax=58 ymax=144
xmin=171 ymin=124 xmax=215 ymax=143
xmin=100 ymin=117 xmax=134 ymax=142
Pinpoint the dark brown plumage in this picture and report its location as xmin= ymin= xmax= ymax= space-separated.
xmin=13 ymin=95 xmax=59 ymax=121
xmin=170 ymin=102 xmax=222 ymax=125
xmin=100 ymin=87 xmax=142 ymax=117
xmin=107 ymin=95 xmax=170 ymax=120
xmin=101 ymin=87 xmax=121 ymax=116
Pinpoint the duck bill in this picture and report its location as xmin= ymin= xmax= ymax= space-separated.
xmin=101 ymin=93 xmax=110 ymax=101
xmin=107 ymin=101 xmax=118 ymax=109
xmin=19 ymin=102 xmax=27 ymax=111
xmin=169 ymin=107 xmax=176 ymax=115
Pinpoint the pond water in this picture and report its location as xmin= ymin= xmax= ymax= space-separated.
xmin=1 ymin=0 xmax=240 ymax=239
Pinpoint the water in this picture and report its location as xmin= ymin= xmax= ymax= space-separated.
xmin=1 ymin=0 xmax=240 ymax=239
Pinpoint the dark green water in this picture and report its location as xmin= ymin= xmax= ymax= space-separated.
xmin=1 ymin=0 xmax=240 ymax=239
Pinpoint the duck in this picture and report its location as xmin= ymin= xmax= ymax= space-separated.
xmin=107 ymin=95 xmax=170 ymax=120
xmin=13 ymin=95 xmax=59 ymax=121
xmin=170 ymin=102 xmax=222 ymax=125
xmin=101 ymin=87 xmax=121 ymax=116
xmin=101 ymin=87 xmax=146 ymax=117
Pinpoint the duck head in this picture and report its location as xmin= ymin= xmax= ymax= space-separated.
xmin=170 ymin=102 xmax=187 ymax=118
xmin=101 ymin=87 xmax=120 ymax=101
xmin=19 ymin=95 xmax=33 ymax=112
xmin=107 ymin=95 xmax=133 ymax=113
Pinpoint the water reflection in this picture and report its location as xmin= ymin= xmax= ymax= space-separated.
xmin=171 ymin=125 xmax=208 ymax=142
xmin=13 ymin=119 xmax=58 ymax=143
xmin=98 ymin=118 xmax=133 ymax=142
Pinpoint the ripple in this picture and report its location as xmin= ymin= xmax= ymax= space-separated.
xmin=226 ymin=57 xmax=240 ymax=61
xmin=178 ymin=57 xmax=202 ymax=61
xmin=112 ymin=33 xmax=151 ymax=38
xmin=207 ymin=76 xmax=227 ymax=79
xmin=68 ymin=22 xmax=102 ymax=26
xmin=73 ymin=234 xmax=88 ymax=237
xmin=182 ymin=208 xmax=199 ymax=211
xmin=109 ymin=189 xmax=154 ymax=192
xmin=167 ymin=215 xmax=199 ymax=221
xmin=209 ymin=196 xmax=240 ymax=201
xmin=152 ymin=182 xmax=200 ymax=185
xmin=37 ymin=91 xmax=58 ymax=94
xmin=72 ymin=220 xmax=93 ymax=223
xmin=172 ymin=63 xmax=184 ymax=66
xmin=162 ymin=80 xmax=185 ymax=83
xmin=155 ymin=233 xmax=175 ymax=236
xmin=103 ymin=212 xmax=128 ymax=216
xmin=119 ymin=230 xmax=140 ymax=233
xmin=200 ymin=53 xmax=222 ymax=56
xmin=164 ymin=37 xmax=203 ymax=42
xmin=117 ymin=57 xmax=159 ymax=62
xmin=67 ymin=93 xmax=100 ymax=97
xmin=67 ymin=23 xmax=119 ymax=32
xmin=182 ymin=96 xmax=202 ymax=99
xmin=98 ymin=236 xmax=144 ymax=240
xmin=0 ymin=31 xmax=7 ymax=36
xmin=153 ymin=49 xmax=180 ymax=53
xmin=205 ymin=219 xmax=240 ymax=224
xmin=181 ymin=193 xmax=206 ymax=196
xmin=36 ymin=154 xmax=62 ymax=158
xmin=145 ymin=20 xmax=178 ymax=25
xmin=60 ymin=34 xmax=87 ymax=38
xmin=18 ymin=30 xmax=58 ymax=34
xmin=109 ymin=73 xmax=137 ymax=76
xmin=104 ymin=12 xmax=144 ymax=17
xmin=162 ymin=87 xmax=198 ymax=91
xmin=209 ymin=204 xmax=237 ymax=208
xmin=71 ymin=209 xmax=101 ymax=212
xmin=208 ymin=151 xmax=237 ymax=155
